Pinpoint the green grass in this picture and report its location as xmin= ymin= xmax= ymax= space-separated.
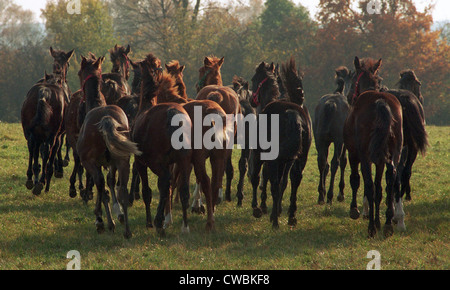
xmin=0 ymin=123 xmax=448 ymax=270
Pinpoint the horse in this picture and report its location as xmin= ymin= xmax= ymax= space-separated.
xmin=131 ymin=54 xmax=193 ymax=236
xmin=248 ymin=58 xmax=312 ymax=228
xmin=312 ymin=66 xmax=352 ymax=205
xmin=228 ymin=76 xmax=256 ymax=207
xmin=344 ymin=56 xmax=404 ymax=238
xmin=196 ymin=56 xmax=241 ymax=203
xmin=101 ymin=45 xmax=132 ymax=104
xmin=21 ymin=72 xmax=66 ymax=195
xmin=76 ymin=54 xmax=141 ymax=239
xmin=378 ymin=70 xmax=428 ymax=221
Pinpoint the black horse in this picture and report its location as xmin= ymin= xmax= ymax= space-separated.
xmin=248 ymin=57 xmax=312 ymax=228
xmin=313 ymin=66 xmax=352 ymax=205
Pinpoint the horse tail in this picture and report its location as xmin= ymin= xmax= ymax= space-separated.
xmin=206 ymin=91 xmax=223 ymax=104
xmin=97 ymin=115 xmax=142 ymax=158
xmin=402 ymin=100 xmax=429 ymax=156
xmin=319 ymin=99 xmax=337 ymax=135
xmin=369 ymin=99 xmax=394 ymax=164
xmin=31 ymin=87 xmax=52 ymax=129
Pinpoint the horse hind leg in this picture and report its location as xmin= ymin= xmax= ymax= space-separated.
xmin=337 ymin=147 xmax=347 ymax=202
xmin=224 ymin=154 xmax=233 ymax=203
xmin=107 ymin=166 xmax=124 ymax=224
xmin=25 ymin=137 xmax=36 ymax=190
xmin=327 ymin=142 xmax=344 ymax=204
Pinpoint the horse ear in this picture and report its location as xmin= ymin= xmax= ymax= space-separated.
xmin=66 ymin=49 xmax=75 ymax=62
xmin=94 ymin=56 xmax=105 ymax=70
xmin=218 ymin=57 xmax=224 ymax=68
xmin=354 ymin=56 xmax=361 ymax=71
xmin=373 ymin=58 xmax=382 ymax=74
xmin=80 ymin=55 xmax=87 ymax=67
xmin=49 ymin=47 xmax=56 ymax=57
xmin=204 ymin=57 xmax=212 ymax=67
xmin=179 ymin=65 xmax=185 ymax=73
xmin=269 ymin=62 xmax=275 ymax=73
xmin=165 ymin=64 xmax=170 ymax=71
xmin=125 ymin=44 xmax=131 ymax=55
xmin=257 ymin=62 xmax=266 ymax=71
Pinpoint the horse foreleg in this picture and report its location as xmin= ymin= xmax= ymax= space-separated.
xmin=348 ymin=153 xmax=361 ymax=220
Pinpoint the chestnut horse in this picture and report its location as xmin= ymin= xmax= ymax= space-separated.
xmin=196 ymin=56 xmax=241 ymax=203
xmin=21 ymin=72 xmax=66 ymax=195
xmin=313 ymin=66 xmax=352 ymax=205
xmin=248 ymin=58 xmax=312 ymax=228
xmin=76 ymin=54 xmax=141 ymax=239
xmin=132 ymin=54 xmax=193 ymax=236
xmin=344 ymin=56 xmax=403 ymax=238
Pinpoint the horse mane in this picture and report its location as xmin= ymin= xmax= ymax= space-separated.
xmin=232 ymin=75 xmax=248 ymax=88
xmin=359 ymin=58 xmax=380 ymax=72
xmin=139 ymin=54 xmax=161 ymax=107
xmin=165 ymin=60 xmax=188 ymax=99
xmin=156 ymin=72 xmax=187 ymax=104
xmin=166 ymin=60 xmax=181 ymax=70
xmin=256 ymin=62 xmax=280 ymax=101
xmin=281 ymin=57 xmax=304 ymax=106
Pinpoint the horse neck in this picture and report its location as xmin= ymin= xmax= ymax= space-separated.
xmin=260 ymin=78 xmax=279 ymax=109
xmin=156 ymin=78 xmax=187 ymax=104
xmin=334 ymin=78 xmax=345 ymax=94
xmin=206 ymin=72 xmax=223 ymax=87
xmin=85 ymin=76 xmax=106 ymax=112
xmin=177 ymin=80 xmax=188 ymax=99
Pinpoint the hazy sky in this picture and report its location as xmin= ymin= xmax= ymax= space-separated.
xmin=14 ymin=0 xmax=450 ymax=22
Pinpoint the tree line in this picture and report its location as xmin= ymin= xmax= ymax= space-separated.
xmin=0 ymin=0 xmax=448 ymax=124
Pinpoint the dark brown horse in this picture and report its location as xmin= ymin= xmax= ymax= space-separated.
xmin=344 ymin=56 xmax=403 ymax=238
xmin=21 ymin=72 xmax=66 ymax=195
xmin=101 ymin=45 xmax=132 ymax=104
xmin=131 ymin=54 xmax=193 ymax=235
xmin=313 ymin=66 xmax=351 ymax=205
xmin=196 ymin=56 xmax=241 ymax=203
xmin=248 ymin=58 xmax=312 ymax=228
xmin=76 ymin=54 xmax=141 ymax=239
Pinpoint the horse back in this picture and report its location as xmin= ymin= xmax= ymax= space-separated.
xmin=196 ymin=85 xmax=241 ymax=115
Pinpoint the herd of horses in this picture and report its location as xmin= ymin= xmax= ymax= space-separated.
xmin=20 ymin=45 xmax=428 ymax=239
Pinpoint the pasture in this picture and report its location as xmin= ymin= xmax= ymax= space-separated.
xmin=0 ymin=122 xmax=448 ymax=270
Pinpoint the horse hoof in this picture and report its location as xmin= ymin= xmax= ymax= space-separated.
xmin=96 ymin=221 xmax=105 ymax=234
xmin=253 ymin=208 xmax=263 ymax=218
xmin=32 ymin=183 xmax=44 ymax=196
xmin=123 ymin=231 xmax=132 ymax=239
xmin=368 ymin=228 xmax=377 ymax=238
xmin=350 ymin=207 xmax=360 ymax=220
xmin=146 ymin=222 xmax=153 ymax=229
xmin=69 ymin=188 xmax=77 ymax=198
xmin=261 ymin=205 xmax=268 ymax=215
xmin=205 ymin=222 xmax=215 ymax=232
xmin=25 ymin=180 xmax=34 ymax=190
xmin=288 ymin=217 xmax=297 ymax=227
xmin=326 ymin=199 xmax=333 ymax=205
xmin=134 ymin=192 xmax=140 ymax=200
xmin=236 ymin=200 xmax=242 ymax=208
xmin=63 ymin=159 xmax=70 ymax=167
xmin=108 ymin=223 xmax=116 ymax=233
xmin=383 ymin=224 xmax=394 ymax=238
xmin=54 ymin=171 xmax=63 ymax=179
xmin=337 ymin=194 xmax=345 ymax=202
xmin=156 ymin=227 xmax=166 ymax=237
xmin=318 ymin=198 xmax=325 ymax=205
xmin=405 ymin=194 xmax=411 ymax=201
xmin=118 ymin=214 xmax=125 ymax=225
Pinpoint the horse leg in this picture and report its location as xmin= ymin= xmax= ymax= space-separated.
xmin=63 ymin=135 xmax=70 ymax=167
xmin=31 ymin=140 xmax=41 ymax=194
xmin=288 ymin=158 xmax=306 ymax=227
xmin=69 ymin=152 xmax=79 ymax=198
xmin=224 ymin=151 xmax=233 ymax=203
xmin=337 ymin=147 xmax=347 ymax=202
xmin=260 ymin=164 xmax=269 ymax=214
xmin=327 ymin=142 xmax=344 ymax=204
xmin=360 ymin=160 xmax=376 ymax=238
xmin=278 ymin=161 xmax=293 ymax=217
xmin=155 ymin=170 xmax=171 ymax=236
xmin=402 ymin=146 xmax=417 ymax=201
xmin=117 ymin=158 xmax=132 ymax=239
xmin=384 ymin=162 xmax=398 ymax=237
xmin=374 ymin=162 xmax=385 ymax=232
xmin=136 ymin=162 xmax=152 ymax=228
xmin=25 ymin=136 xmax=35 ymax=190
xmin=236 ymin=147 xmax=250 ymax=207
xmin=45 ymin=136 xmax=61 ymax=192
xmin=316 ymin=142 xmax=329 ymax=205
xmin=107 ymin=166 xmax=124 ymax=224
xmin=54 ymin=135 xmax=64 ymax=178
xmin=211 ymin=151 xmax=226 ymax=207
xmin=193 ymin=157 xmax=214 ymax=232
xmin=348 ymin=152 xmax=361 ymax=220
xmin=248 ymin=150 xmax=263 ymax=218
xmin=129 ymin=161 xmax=139 ymax=206
xmin=268 ymin=160 xmax=282 ymax=229
xmin=177 ymin=160 xmax=191 ymax=234
xmin=34 ymin=142 xmax=50 ymax=195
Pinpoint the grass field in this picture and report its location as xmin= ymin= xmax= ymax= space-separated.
xmin=0 ymin=122 xmax=448 ymax=270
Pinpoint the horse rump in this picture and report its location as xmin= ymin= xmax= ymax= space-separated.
xmin=369 ymin=99 xmax=394 ymax=164
xmin=31 ymin=87 xmax=52 ymax=130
